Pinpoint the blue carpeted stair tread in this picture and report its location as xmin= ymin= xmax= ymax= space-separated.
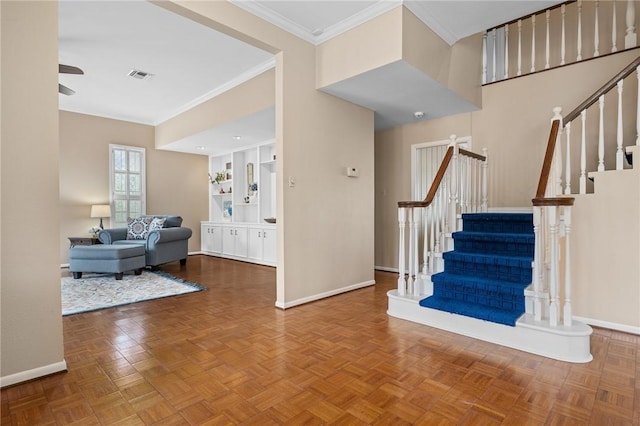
xmin=419 ymin=212 xmax=535 ymax=327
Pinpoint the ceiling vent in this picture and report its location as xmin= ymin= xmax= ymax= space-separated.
xmin=127 ymin=69 xmax=152 ymax=80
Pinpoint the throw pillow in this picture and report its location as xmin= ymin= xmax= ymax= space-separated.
xmin=149 ymin=217 xmax=166 ymax=232
xmin=127 ymin=216 xmax=153 ymax=240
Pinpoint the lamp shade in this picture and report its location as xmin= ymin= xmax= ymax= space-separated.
xmin=90 ymin=204 xmax=111 ymax=218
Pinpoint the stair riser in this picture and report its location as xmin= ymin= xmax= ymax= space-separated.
xmin=443 ymin=259 xmax=532 ymax=283
xmin=453 ymin=240 xmax=534 ymax=257
xmin=432 ymin=282 xmax=526 ymax=311
xmin=463 ymin=221 xmax=533 ymax=234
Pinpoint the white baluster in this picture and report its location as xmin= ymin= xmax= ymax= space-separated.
xmin=549 ymin=107 xmax=563 ymax=198
xmin=492 ymin=28 xmax=497 ymax=82
xmin=517 ymin=19 xmax=523 ymax=76
xmin=548 ymin=206 xmax=560 ymax=327
xmin=626 ymin=0 xmax=637 ymax=48
xmin=561 ymin=4 xmax=566 ymax=65
xmin=412 ymin=208 xmax=421 ymax=297
xmin=397 ymin=207 xmax=406 ymax=296
xmin=532 ymin=206 xmax=543 ymax=321
xmin=563 ymin=206 xmax=573 ymax=326
xmin=617 ymin=79 xmax=624 ymax=170
xmin=598 ymin=95 xmax=605 ymax=171
xmin=580 ymin=110 xmax=587 ymax=194
xmin=407 ymin=207 xmax=415 ymax=295
xmin=482 ymin=32 xmax=487 ymax=84
xmin=422 ymin=207 xmax=429 ymax=275
xmin=545 ymin=9 xmax=551 ymax=69
xmin=434 ymin=188 xmax=441 ymax=255
xmin=594 ymin=0 xmax=600 ymax=57
xmin=448 ymin=136 xmax=459 ymax=233
xmin=636 ymin=66 xmax=640 ymax=145
xmin=565 ymin=122 xmax=572 ymax=195
xmin=428 ymin=205 xmax=435 ymax=274
xmin=612 ymin=0 xmax=618 ymax=53
xmin=531 ymin=14 xmax=536 ymax=73
xmin=504 ymin=24 xmax=509 ymax=79
xmin=577 ymin=0 xmax=583 ymax=60
xmin=481 ymin=147 xmax=488 ymax=212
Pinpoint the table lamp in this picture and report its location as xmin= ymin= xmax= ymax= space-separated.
xmin=90 ymin=204 xmax=111 ymax=229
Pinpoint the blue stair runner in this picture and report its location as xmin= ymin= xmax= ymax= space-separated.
xmin=419 ymin=213 xmax=534 ymax=326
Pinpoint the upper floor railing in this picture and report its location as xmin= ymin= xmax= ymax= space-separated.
xmin=484 ymin=0 xmax=639 ymax=84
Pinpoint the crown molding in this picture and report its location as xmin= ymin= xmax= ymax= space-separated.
xmin=403 ymin=1 xmax=457 ymax=46
xmin=153 ymin=57 xmax=276 ymax=125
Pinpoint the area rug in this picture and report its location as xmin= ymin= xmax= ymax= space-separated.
xmin=62 ymin=270 xmax=205 ymax=316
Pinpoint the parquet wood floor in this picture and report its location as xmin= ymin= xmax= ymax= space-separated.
xmin=2 ymin=255 xmax=638 ymax=425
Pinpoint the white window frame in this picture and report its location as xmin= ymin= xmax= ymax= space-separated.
xmin=109 ymin=144 xmax=146 ymax=228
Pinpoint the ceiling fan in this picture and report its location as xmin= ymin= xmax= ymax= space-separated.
xmin=59 ymin=64 xmax=84 ymax=96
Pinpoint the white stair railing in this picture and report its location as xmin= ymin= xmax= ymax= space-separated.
xmin=483 ymin=0 xmax=639 ymax=84
xmin=397 ymin=136 xmax=488 ymax=297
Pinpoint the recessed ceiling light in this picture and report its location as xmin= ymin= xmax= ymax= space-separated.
xmin=127 ymin=69 xmax=153 ymax=80
xmin=414 ymin=111 xmax=425 ymax=119
xmin=196 ymin=146 xmax=206 ymax=150
xmin=232 ymin=136 xmax=241 ymax=140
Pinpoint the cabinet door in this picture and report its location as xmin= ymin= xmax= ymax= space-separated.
xmin=210 ymin=226 xmax=222 ymax=254
xmin=201 ymin=225 xmax=210 ymax=253
xmin=222 ymin=226 xmax=235 ymax=256
xmin=262 ymin=228 xmax=276 ymax=263
xmin=234 ymin=227 xmax=248 ymax=258
xmin=248 ymin=227 xmax=263 ymax=261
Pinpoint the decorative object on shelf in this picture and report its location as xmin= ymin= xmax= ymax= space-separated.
xmin=212 ymin=171 xmax=226 ymax=184
xmin=264 ymin=217 xmax=276 ymax=224
xmin=223 ymin=200 xmax=232 ymax=217
xmin=244 ymin=196 xmax=250 ymax=203
xmin=225 ymin=162 xmax=232 ymax=180
xmin=90 ymin=204 xmax=111 ymax=229
xmin=247 ymin=163 xmax=255 ymax=195
xmin=228 ymin=186 xmax=232 ymax=193
xmin=249 ymin=182 xmax=258 ymax=193
xmin=219 ymin=188 xmax=225 ymax=194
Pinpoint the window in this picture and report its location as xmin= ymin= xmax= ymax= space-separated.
xmin=110 ymin=144 xmax=146 ymax=228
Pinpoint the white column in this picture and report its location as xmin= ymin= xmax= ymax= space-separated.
xmin=482 ymin=32 xmax=487 ymax=84
xmin=397 ymin=207 xmax=406 ymax=296
xmin=616 ymin=79 xmax=624 ymax=170
xmin=548 ymin=206 xmax=560 ymax=327
xmin=580 ymin=110 xmax=587 ymax=194
xmin=594 ymin=0 xmax=600 ymax=57
xmin=612 ymin=0 xmax=618 ymax=53
xmin=481 ymin=148 xmax=488 ymax=212
xmin=407 ymin=207 xmax=416 ymax=295
xmin=598 ymin=95 xmax=605 ymax=171
xmin=545 ymin=9 xmax=551 ymax=69
xmin=577 ymin=0 xmax=583 ymax=61
xmin=626 ymin=0 xmax=637 ymax=48
xmin=531 ymin=14 xmax=537 ymax=73
xmin=532 ymin=206 xmax=543 ymax=321
xmin=517 ymin=19 xmax=523 ymax=76
xmin=561 ymin=4 xmax=567 ymax=65
xmin=412 ymin=208 xmax=422 ymax=297
xmin=565 ymin=122 xmax=572 ymax=195
xmin=504 ymin=24 xmax=509 ymax=79
xmin=563 ymin=206 xmax=573 ymax=326
xmin=492 ymin=28 xmax=497 ymax=82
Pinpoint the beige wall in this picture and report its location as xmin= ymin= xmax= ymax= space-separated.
xmin=1 ymin=1 xmax=65 ymax=383
xmin=155 ymin=68 xmax=275 ymax=149
xmin=158 ymin=1 xmax=376 ymax=306
xmin=59 ymin=111 xmax=208 ymax=265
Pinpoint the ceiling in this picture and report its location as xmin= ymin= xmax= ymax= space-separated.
xmin=58 ymin=0 xmax=562 ymax=155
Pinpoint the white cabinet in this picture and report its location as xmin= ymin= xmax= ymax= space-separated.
xmin=222 ymin=225 xmax=248 ymax=258
xmin=248 ymin=226 xmax=276 ymax=264
xmin=201 ymin=223 xmax=222 ymax=254
xmin=203 ymin=141 xmax=277 ymax=266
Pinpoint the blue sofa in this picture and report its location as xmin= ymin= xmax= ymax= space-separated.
xmin=98 ymin=215 xmax=192 ymax=267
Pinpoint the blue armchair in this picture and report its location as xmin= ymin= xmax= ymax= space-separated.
xmin=98 ymin=215 xmax=192 ymax=267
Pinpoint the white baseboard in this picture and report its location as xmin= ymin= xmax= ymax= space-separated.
xmin=375 ymin=266 xmax=398 ymax=273
xmin=1 ymin=360 xmax=67 ymax=388
xmin=275 ymin=279 xmax=376 ymax=309
xmin=60 ymin=263 xmax=69 ymax=269
xmin=188 ymin=251 xmax=202 ymax=256
xmin=573 ymin=316 xmax=640 ymax=335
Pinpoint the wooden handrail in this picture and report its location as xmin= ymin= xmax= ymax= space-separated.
xmin=398 ymin=147 xmax=487 ymax=208
xmin=535 ymin=120 xmax=561 ymax=199
xmin=488 ymin=0 xmax=576 ymax=31
xmin=564 ymin=55 xmax=640 ymax=123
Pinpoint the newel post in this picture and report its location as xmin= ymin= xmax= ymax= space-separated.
xmin=563 ymin=206 xmax=573 ymax=326
xmin=481 ymin=148 xmax=488 ymax=212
